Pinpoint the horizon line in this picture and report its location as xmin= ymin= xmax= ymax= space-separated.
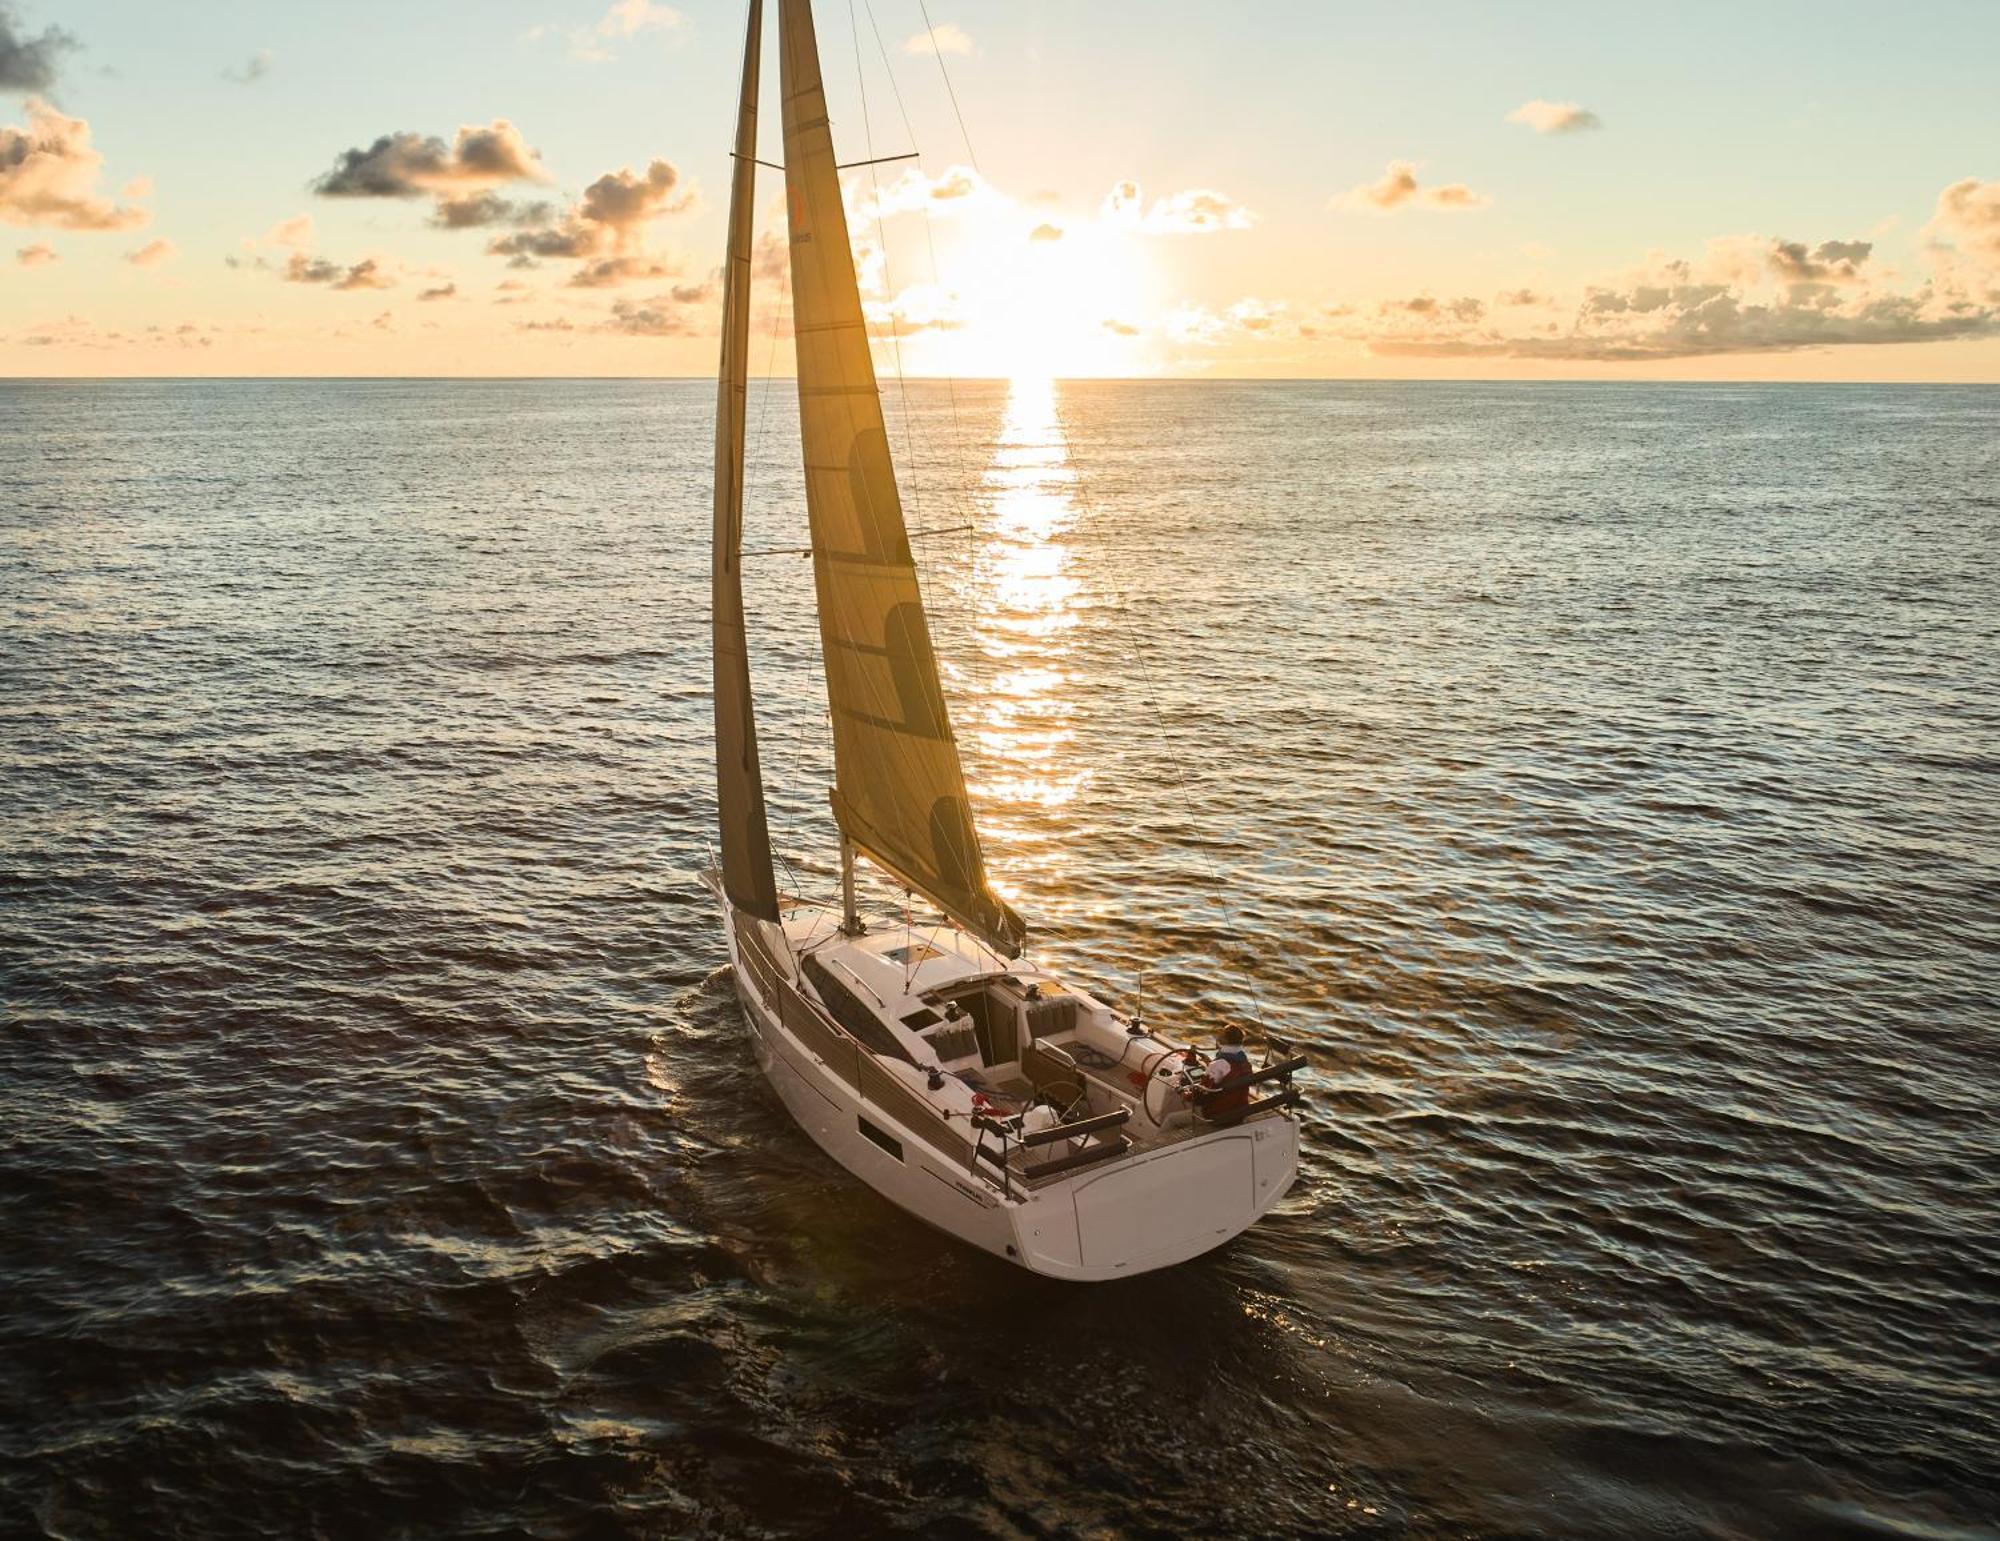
xmin=3 ymin=374 xmax=1996 ymax=387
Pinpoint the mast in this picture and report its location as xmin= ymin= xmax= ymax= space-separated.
xmin=711 ymin=0 xmax=780 ymax=923
xmin=776 ymin=0 xmax=1027 ymax=958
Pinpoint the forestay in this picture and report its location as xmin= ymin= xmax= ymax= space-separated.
xmin=776 ymin=0 xmax=1026 ymax=957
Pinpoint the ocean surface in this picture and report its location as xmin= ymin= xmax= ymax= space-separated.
xmin=3 ymin=377 xmax=1996 ymax=1540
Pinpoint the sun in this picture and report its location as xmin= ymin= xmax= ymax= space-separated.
xmin=864 ymin=188 xmax=1162 ymax=380
xmin=958 ymin=220 xmax=1156 ymax=379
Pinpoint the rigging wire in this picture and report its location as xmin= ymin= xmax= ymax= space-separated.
xmin=848 ymin=0 xmax=924 ymax=526
xmin=861 ymin=0 xmax=979 ymax=522
xmin=829 ymin=0 xmax=1006 ymax=940
xmin=853 ymin=0 xmax=1000 ymax=860
xmin=916 ymin=0 xmax=979 ymax=174
xmin=836 ymin=0 xmax=942 ymax=928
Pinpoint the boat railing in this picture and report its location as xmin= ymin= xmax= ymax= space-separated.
xmin=773 ymin=973 xmax=982 ymax=1166
xmin=970 ymin=1107 xmax=1132 ymax=1198
xmin=1187 ymin=1054 xmax=1309 ymax=1126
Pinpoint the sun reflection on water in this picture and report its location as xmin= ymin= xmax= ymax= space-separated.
xmin=968 ymin=375 xmax=1088 ymax=901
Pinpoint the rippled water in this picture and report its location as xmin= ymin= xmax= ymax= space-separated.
xmin=4 ymin=378 xmax=1996 ymax=1539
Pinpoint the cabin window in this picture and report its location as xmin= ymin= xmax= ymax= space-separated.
xmin=857 ymin=1117 xmax=903 ymax=1161
xmin=802 ymin=954 xmax=913 ymax=1064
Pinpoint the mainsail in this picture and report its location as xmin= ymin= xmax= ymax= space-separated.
xmin=776 ymin=0 xmax=1026 ymax=958
xmin=711 ymin=0 xmax=779 ymax=923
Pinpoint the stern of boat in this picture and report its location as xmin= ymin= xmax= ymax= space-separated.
xmin=1011 ymin=1114 xmax=1299 ymax=1281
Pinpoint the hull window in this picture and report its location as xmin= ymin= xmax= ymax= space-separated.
xmin=858 ymin=1116 xmax=904 ymax=1161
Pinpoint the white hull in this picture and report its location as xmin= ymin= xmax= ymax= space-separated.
xmin=712 ymin=883 xmax=1301 ymax=1281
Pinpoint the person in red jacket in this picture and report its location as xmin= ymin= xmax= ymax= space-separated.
xmin=1201 ymin=1024 xmax=1253 ymax=1121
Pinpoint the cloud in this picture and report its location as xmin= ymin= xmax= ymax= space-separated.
xmin=605 ymin=292 xmax=699 ymax=335
xmin=0 ymin=100 xmax=149 ymax=231
xmin=430 ymin=192 xmax=555 ymax=229
xmin=1384 ymin=294 xmax=1496 ymax=320
xmin=1506 ymin=99 xmax=1602 ymax=134
xmin=1766 ymin=237 xmax=1871 ymax=284
xmin=1028 ymin=222 xmax=1062 ymax=242
xmin=334 ymin=257 xmax=393 ymax=291
xmin=281 ymin=251 xmax=394 ymax=290
xmin=1930 ymin=176 xmax=2000 ymax=266
xmin=580 ymin=158 xmax=693 ymax=227
xmin=1101 ymin=318 xmax=1141 ymax=336
xmin=1498 ymin=288 xmax=1546 ymax=306
xmin=752 ymin=228 xmax=787 ymax=287
xmin=282 ymin=253 xmax=342 ymax=284
xmin=1338 ymin=160 xmax=1491 ymax=214
xmin=1365 ymin=243 xmax=1996 ymax=362
xmin=223 ymin=49 xmax=272 ymax=85
xmin=1342 ymin=162 xmax=1416 ymax=210
xmin=1374 ymin=290 xmax=1998 ymax=360
xmin=1162 ymin=297 xmax=1297 ymax=346
xmin=266 ymin=213 xmax=313 ymax=249
xmin=1162 ymin=305 xmax=1224 ymax=345
xmin=0 ymin=5 xmax=76 ymax=92
xmin=1144 ymin=188 xmax=1255 ymax=233
xmin=126 ymin=236 xmax=174 ymax=266
xmin=568 ymin=253 xmax=673 ymax=287
xmin=313 ymin=120 xmax=547 ymax=198
xmin=486 ymin=158 xmax=695 ymax=282
xmin=1101 ymin=180 xmax=1256 ymax=234
xmin=857 ymin=163 xmax=983 ymax=221
xmin=487 ymin=225 xmax=593 ymax=260
xmin=598 ymin=0 xmax=681 ymax=35
xmin=16 ymin=239 xmax=54 ymax=265
xmin=1224 ymin=297 xmax=1286 ymax=332
xmin=904 ymin=22 xmax=971 ymax=55
xmin=418 ymin=282 xmax=456 ymax=301
xmin=7 ymin=315 xmax=231 ymax=351
xmin=864 ymin=281 xmax=965 ymax=335
xmin=1424 ymin=183 xmax=1489 ymax=209
xmin=565 ymin=1 xmax=683 ymax=60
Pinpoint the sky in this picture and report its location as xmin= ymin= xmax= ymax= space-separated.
xmin=3 ymin=0 xmax=1997 ymax=380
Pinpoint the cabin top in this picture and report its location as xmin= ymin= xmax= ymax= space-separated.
xmin=808 ymin=918 xmax=1019 ymax=1010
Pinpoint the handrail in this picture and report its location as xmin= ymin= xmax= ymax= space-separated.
xmin=972 ymin=1103 xmax=1133 ymax=1198
xmin=1021 ymin=1135 xmax=1131 ymax=1183
xmin=1188 ymin=1054 xmax=1308 ymax=1103
xmin=1237 ymin=1086 xmax=1303 ymax=1121
xmin=1018 ymin=1106 xmax=1130 ymax=1148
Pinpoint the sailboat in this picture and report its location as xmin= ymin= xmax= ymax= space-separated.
xmin=703 ymin=0 xmax=1304 ymax=1280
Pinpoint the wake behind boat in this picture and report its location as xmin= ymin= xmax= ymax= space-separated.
xmin=705 ymin=0 xmax=1304 ymax=1280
